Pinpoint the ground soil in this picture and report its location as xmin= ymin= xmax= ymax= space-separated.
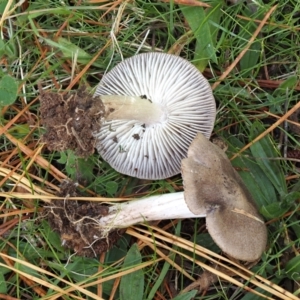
xmin=39 ymin=87 xmax=126 ymax=256
xmin=39 ymin=85 xmax=105 ymax=157
xmin=45 ymin=180 xmax=125 ymax=257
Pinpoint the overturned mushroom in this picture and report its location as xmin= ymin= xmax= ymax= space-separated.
xmin=94 ymin=52 xmax=216 ymax=179
xmin=90 ymin=132 xmax=267 ymax=261
xmin=40 ymin=53 xmax=215 ymax=179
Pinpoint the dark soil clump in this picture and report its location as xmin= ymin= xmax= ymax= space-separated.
xmin=44 ymin=180 xmax=125 ymax=257
xmin=39 ymin=85 xmax=106 ymax=157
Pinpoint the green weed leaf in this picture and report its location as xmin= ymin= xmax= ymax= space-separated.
xmin=77 ymin=157 xmax=95 ymax=185
xmin=40 ymin=220 xmax=66 ymax=253
xmin=44 ymin=37 xmax=91 ymax=64
xmin=173 ymin=290 xmax=197 ymax=300
xmin=228 ymin=136 xmax=276 ymax=207
xmin=0 ymin=272 xmax=7 ymax=294
xmin=105 ymin=235 xmax=131 ymax=263
xmin=57 ymin=151 xmax=68 ymax=164
xmin=106 ymin=181 xmax=118 ymax=196
xmin=260 ymin=202 xmax=289 ymax=219
xmin=283 ymin=191 xmax=300 ymax=204
xmin=120 ymin=243 xmax=144 ymax=300
xmin=240 ymin=40 xmax=261 ymax=77
xmin=180 ymin=3 xmax=221 ymax=71
xmin=0 ymin=0 xmax=8 ymax=14
xmin=290 ymin=215 xmax=300 ymax=240
xmin=285 ymin=256 xmax=300 ymax=281
xmin=0 ymin=39 xmax=16 ymax=58
xmin=0 ymin=75 xmax=18 ymax=106
xmin=57 ymin=150 xmax=76 ymax=177
xmin=250 ymin=121 xmax=287 ymax=197
xmin=62 ymin=257 xmax=98 ymax=280
xmin=273 ymin=76 xmax=298 ymax=96
xmin=239 ymin=12 xmax=261 ymax=77
xmin=15 ymin=262 xmax=42 ymax=279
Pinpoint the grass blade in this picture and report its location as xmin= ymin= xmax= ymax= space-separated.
xmin=120 ymin=243 xmax=144 ymax=300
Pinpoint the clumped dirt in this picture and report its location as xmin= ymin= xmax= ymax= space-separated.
xmin=39 ymin=85 xmax=106 ymax=157
xmin=44 ymin=180 xmax=125 ymax=257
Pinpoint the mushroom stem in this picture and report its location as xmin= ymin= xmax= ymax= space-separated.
xmin=101 ymin=95 xmax=166 ymax=126
xmin=98 ymin=192 xmax=205 ymax=231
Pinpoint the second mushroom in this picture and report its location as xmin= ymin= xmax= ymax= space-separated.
xmin=83 ymin=133 xmax=267 ymax=262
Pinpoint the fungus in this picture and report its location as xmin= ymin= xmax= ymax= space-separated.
xmin=40 ymin=53 xmax=215 ymax=179
xmin=40 ymin=54 xmax=267 ymax=260
xmin=181 ymin=133 xmax=267 ymax=261
xmin=95 ymin=133 xmax=267 ymax=261
xmin=93 ymin=52 xmax=216 ymax=179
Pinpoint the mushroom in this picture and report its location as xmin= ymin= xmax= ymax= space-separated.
xmin=96 ymin=132 xmax=267 ymax=261
xmin=181 ymin=133 xmax=267 ymax=261
xmin=93 ymin=52 xmax=216 ymax=180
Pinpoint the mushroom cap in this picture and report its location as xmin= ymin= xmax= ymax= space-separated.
xmin=94 ymin=53 xmax=216 ymax=179
xmin=182 ymin=133 xmax=267 ymax=261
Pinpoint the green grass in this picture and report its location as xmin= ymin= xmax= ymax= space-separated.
xmin=1 ymin=0 xmax=300 ymax=299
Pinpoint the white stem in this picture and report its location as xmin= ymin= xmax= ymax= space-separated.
xmin=98 ymin=192 xmax=206 ymax=232
xmin=101 ymin=95 xmax=166 ymax=125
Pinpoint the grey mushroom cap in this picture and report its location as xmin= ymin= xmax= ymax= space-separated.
xmin=94 ymin=52 xmax=216 ymax=179
xmin=182 ymin=133 xmax=267 ymax=261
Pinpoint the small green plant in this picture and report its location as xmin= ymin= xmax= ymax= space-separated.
xmin=0 ymin=75 xmax=18 ymax=106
